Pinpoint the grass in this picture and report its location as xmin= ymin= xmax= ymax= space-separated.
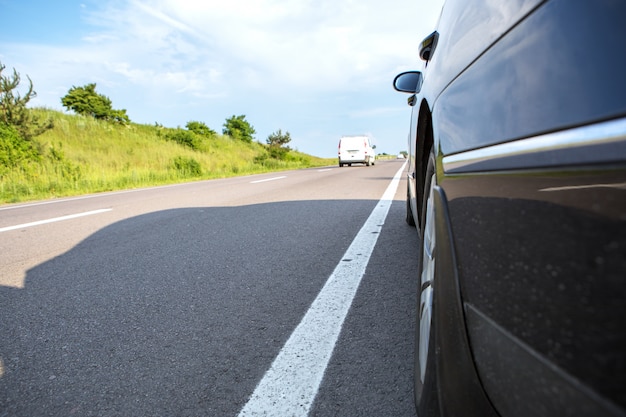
xmin=0 ymin=109 xmax=335 ymax=204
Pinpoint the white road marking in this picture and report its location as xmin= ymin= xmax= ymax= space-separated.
xmin=238 ymin=162 xmax=406 ymax=417
xmin=0 ymin=209 xmax=112 ymax=233
xmin=0 ymin=184 xmax=187 ymax=211
xmin=317 ymin=168 xmax=333 ymax=172
xmin=250 ymin=176 xmax=287 ymax=184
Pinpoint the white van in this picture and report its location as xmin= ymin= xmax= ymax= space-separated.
xmin=338 ymin=135 xmax=376 ymax=167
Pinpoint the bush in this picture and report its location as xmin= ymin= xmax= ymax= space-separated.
xmin=172 ymin=156 xmax=202 ymax=177
xmin=268 ymin=146 xmax=288 ymax=160
xmin=186 ymin=121 xmax=215 ymax=138
xmin=0 ymin=122 xmax=41 ymax=175
xmin=165 ymin=128 xmax=202 ymax=150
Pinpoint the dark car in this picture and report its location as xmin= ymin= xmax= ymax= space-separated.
xmin=393 ymin=1 xmax=626 ymax=416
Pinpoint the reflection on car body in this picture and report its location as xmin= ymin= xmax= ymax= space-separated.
xmin=393 ymin=0 xmax=626 ymax=416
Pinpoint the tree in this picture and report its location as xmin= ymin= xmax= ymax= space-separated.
xmin=222 ymin=115 xmax=255 ymax=143
xmin=0 ymin=61 xmax=52 ymax=140
xmin=61 ymin=83 xmax=130 ymax=124
xmin=266 ymin=129 xmax=291 ymax=148
xmin=266 ymin=129 xmax=292 ymax=159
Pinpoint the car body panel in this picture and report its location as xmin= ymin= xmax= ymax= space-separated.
xmin=421 ymin=0 xmax=545 ymax=110
xmin=395 ymin=0 xmax=626 ymax=415
xmin=434 ymin=0 xmax=626 ymax=156
xmin=442 ymin=163 xmax=626 ymax=416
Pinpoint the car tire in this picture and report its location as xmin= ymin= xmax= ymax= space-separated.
xmin=415 ymin=150 xmax=439 ymax=416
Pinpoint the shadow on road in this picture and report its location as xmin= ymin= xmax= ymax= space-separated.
xmin=0 ymin=199 xmax=419 ymax=417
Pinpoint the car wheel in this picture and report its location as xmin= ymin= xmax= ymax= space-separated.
xmin=415 ymin=150 xmax=439 ymax=415
xmin=406 ymin=184 xmax=416 ymax=227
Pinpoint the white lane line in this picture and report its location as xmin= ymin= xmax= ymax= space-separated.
xmin=317 ymin=168 xmax=333 ymax=172
xmin=0 ymin=183 xmax=187 ymax=211
xmin=0 ymin=209 xmax=112 ymax=233
xmin=238 ymin=162 xmax=406 ymax=417
xmin=250 ymin=176 xmax=287 ymax=184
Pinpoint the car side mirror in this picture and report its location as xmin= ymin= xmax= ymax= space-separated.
xmin=393 ymin=71 xmax=423 ymax=94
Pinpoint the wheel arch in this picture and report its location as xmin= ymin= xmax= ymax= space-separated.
xmin=431 ymin=185 xmax=500 ymax=417
xmin=415 ymin=100 xmax=435 ymax=226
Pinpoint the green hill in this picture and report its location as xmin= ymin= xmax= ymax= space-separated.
xmin=0 ymin=109 xmax=334 ymax=204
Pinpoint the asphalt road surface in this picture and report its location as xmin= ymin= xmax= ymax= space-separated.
xmin=0 ymin=159 xmax=419 ymax=417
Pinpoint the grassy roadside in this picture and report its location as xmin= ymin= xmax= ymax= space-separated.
xmin=0 ymin=109 xmax=335 ymax=204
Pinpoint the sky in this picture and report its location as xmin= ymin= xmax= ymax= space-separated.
xmin=0 ymin=0 xmax=444 ymax=158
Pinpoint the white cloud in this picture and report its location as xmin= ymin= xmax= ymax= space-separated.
xmin=80 ymin=0 xmax=435 ymax=93
xmin=1 ymin=0 xmax=444 ymax=156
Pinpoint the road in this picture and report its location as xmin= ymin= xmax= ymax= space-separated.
xmin=0 ymin=159 xmax=419 ymax=417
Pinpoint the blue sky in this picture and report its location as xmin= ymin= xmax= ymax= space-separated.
xmin=0 ymin=0 xmax=444 ymax=158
